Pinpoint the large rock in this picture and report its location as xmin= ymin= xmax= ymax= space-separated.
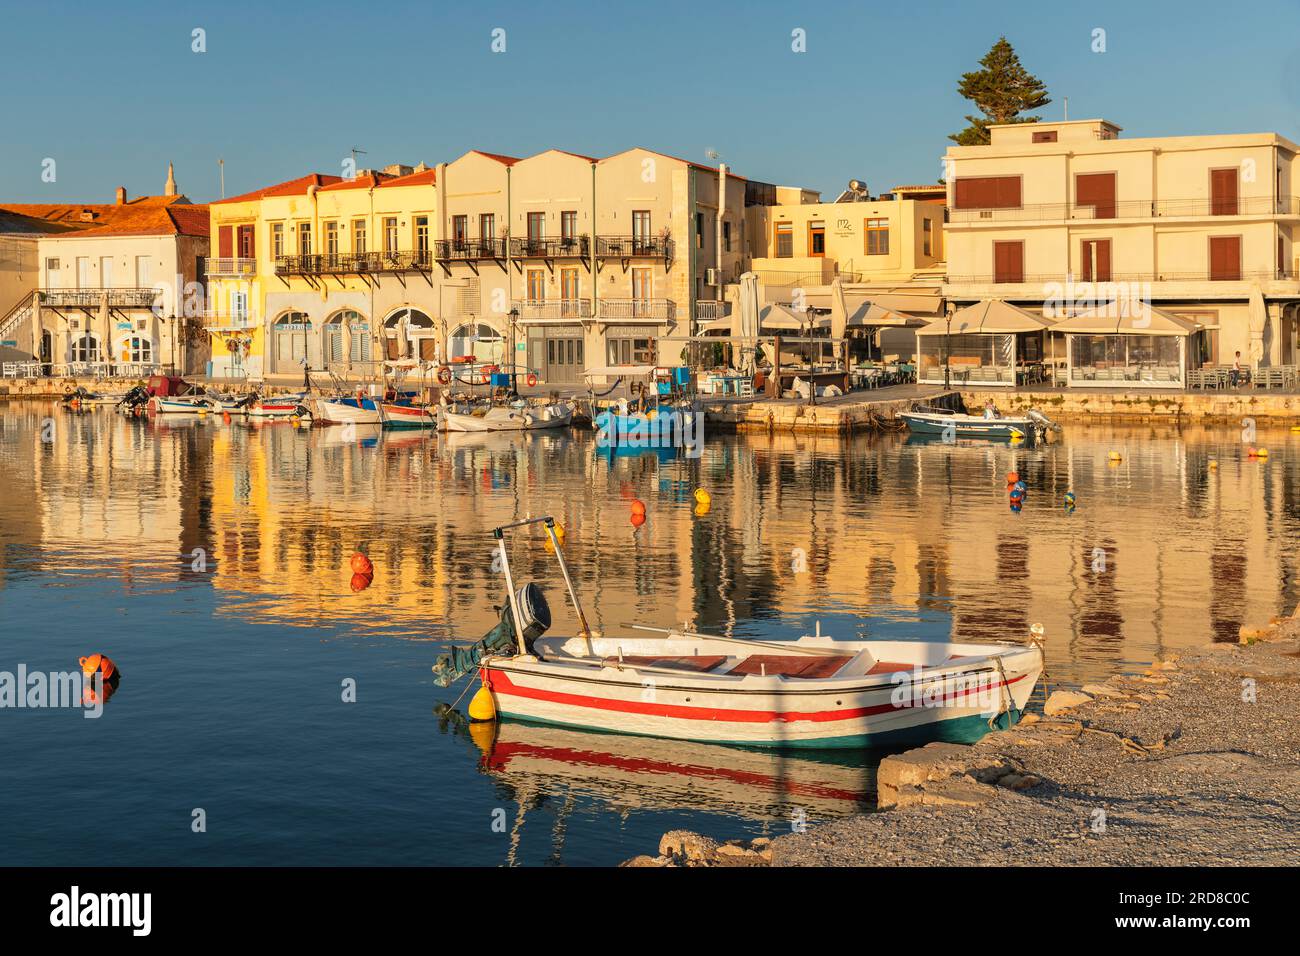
xmin=1044 ymin=689 xmax=1093 ymax=715
xmin=877 ymin=742 xmax=1020 ymax=809
xmin=658 ymin=830 xmax=718 ymax=863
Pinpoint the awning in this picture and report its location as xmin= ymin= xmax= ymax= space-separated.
xmin=698 ymin=316 xmax=734 ymax=333
xmin=1052 ymin=304 xmax=1201 ymax=336
xmin=917 ymin=300 xmax=1052 ymax=335
xmin=761 ymin=303 xmax=828 ymax=330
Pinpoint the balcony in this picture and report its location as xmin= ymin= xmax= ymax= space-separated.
xmin=945 ymin=269 xmax=1297 ymax=286
xmin=511 ymin=299 xmax=593 ymax=321
xmin=598 ymin=298 xmax=676 ymax=322
xmin=202 ymin=310 xmax=258 ymax=332
xmin=595 ymin=235 xmax=674 ymax=260
xmin=512 ymin=236 xmax=590 ymax=259
xmin=696 ymin=300 xmax=732 ymax=319
xmin=40 ymin=288 xmax=160 ymax=308
xmin=206 ymin=258 xmax=257 ymax=278
xmin=275 ymin=251 xmax=432 ymax=275
xmin=435 ymin=238 xmax=508 ymax=261
xmin=948 ymin=195 xmax=1300 ymax=224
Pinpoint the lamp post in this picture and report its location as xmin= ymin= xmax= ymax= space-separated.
xmin=943 ymin=310 xmax=953 ymax=390
xmin=508 ymin=306 xmax=520 ymax=396
xmin=805 ymin=305 xmax=817 ymax=407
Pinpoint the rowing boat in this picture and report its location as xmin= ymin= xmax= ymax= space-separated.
xmin=898 ymin=405 xmax=1060 ymax=443
xmin=434 ymin=517 xmax=1043 ymax=750
xmin=380 ymin=401 xmax=438 ymax=429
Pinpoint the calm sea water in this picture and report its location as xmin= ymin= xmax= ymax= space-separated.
xmin=1 ymin=400 xmax=1296 ymax=865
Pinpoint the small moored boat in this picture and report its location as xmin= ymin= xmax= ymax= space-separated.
xmin=434 ymin=516 xmax=1043 ymax=750
xmin=899 ymin=404 xmax=1059 ymax=443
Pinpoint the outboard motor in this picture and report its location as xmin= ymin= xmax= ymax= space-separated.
xmin=1025 ymin=408 xmax=1061 ymax=442
xmin=430 ymin=582 xmax=551 ymax=687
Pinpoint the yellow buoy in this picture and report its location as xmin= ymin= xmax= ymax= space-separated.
xmin=1290 ymin=425 xmax=1300 ymax=432
xmin=1208 ymin=458 xmax=1219 ymax=469
xmin=694 ymin=501 xmax=711 ymax=517
xmin=693 ymin=488 xmax=711 ymax=506
xmin=468 ymin=720 xmax=497 ymax=753
xmin=468 ymin=685 xmax=496 ymax=722
xmin=1257 ymin=448 xmax=1269 ymax=459
xmin=1108 ymin=451 xmax=1122 ymax=462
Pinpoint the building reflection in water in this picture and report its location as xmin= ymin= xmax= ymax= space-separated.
xmin=2 ymin=402 xmax=1297 ymax=684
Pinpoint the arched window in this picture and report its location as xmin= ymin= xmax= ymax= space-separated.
xmin=126 ymin=336 xmax=152 ymax=363
xmin=324 ymin=311 xmax=367 ymax=365
xmin=449 ymin=323 xmax=502 ymax=363
xmin=383 ymin=309 xmax=435 ymax=360
xmin=71 ymin=334 xmax=100 ymax=363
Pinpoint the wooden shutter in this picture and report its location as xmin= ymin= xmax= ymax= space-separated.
xmin=1032 ymin=130 xmax=1058 ymax=143
xmin=954 ymin=177 xmax=1021 ymax=210
xmin=218 ymin=225 xmax=233 ymax=258
xmin=993 ymin=241 xmax=1024 ymax=283
xmin=1076 ymin=173 xmax=1117 ymax=219
xmin=1210 ymin=169 xmax=1238 ymax=215
xmin=1081 ymin=240 xmax=1112 ymax=282
xmin=238 ymin=225 xmax=254 ymax=258
xmin=1209 ymin=236 xmax=1241 ymax=280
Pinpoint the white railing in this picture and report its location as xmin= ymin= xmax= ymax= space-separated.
xmin=598 ymin=298 xmax=676 ymax=321
xmin=511 ymin=299 xmax=592 ymax=320
xmin=206 ymin=258 xmax=258 ymax=277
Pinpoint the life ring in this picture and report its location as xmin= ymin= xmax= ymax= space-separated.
xmin=526 ymin=372 xmax=538 ymax=388
xmin=437 ymin=366 xmax=452 ymax=385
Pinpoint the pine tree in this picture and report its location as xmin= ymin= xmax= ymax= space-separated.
xmin=950 ymin=37 xmax=1051 ymax=145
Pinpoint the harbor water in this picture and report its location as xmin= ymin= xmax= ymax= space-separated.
xmin=0 ymin=400 xmax=1296 ymax=865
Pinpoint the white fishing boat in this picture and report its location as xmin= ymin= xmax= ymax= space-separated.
xmin=317 ymin=396 xmax=383 ymax=426
xmin=900 ymin=404 xmax=1060 ymax=443
xmin=434 ymin=517 xmax=1044 ymax=750
xmin=440 ymin=401 xmax=573 ymax=433
xmin=149 ymin=394 xmax=210 ymax=414
xmin=247 ymin=393 xmax=306 ymax=419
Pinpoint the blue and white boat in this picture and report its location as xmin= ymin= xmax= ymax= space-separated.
xmin=899 ymin=405 xmax=1059 ymax=443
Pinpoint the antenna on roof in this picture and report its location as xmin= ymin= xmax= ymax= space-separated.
xmin=1064 ymin=97 xmax=1068 ymax=122
xmin=218 ymin=158 xmax=224 ymax=199
xmin=705 ymin=148 xmax=720 ymax=161
xmin=350 ymin=146 xmax=368 ymax=169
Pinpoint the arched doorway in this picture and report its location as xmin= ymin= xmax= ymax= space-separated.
xmin=449 ymin=322 xmax=503 ymax=365
xmin=383 ymin=308 xmax=436 ymax=361
xmin=273 ymin=312 xmax=311 ymax=374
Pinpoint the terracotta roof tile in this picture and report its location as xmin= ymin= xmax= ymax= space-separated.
xmin=41 ymin=201 xmax=210 ymax=239
xmin=212 ymin=173 xmax=343 ymax=205
xmin=318 ymin=172 xmax=395 ymax=192
xmin=377 ymin=167 xmax=438 ymax=188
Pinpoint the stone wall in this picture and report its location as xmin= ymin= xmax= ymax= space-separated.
xmin=963 ymin=388 xmax=1300 ymax=422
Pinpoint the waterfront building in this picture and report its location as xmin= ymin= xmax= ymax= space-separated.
xmin=943 ymin=119 xmax=1300 ymax=385
xmin=209 ymin=148 xmax=754 ymax=385
xmin=742 ymin=182 xmax=948 ymax=357
xmin=0 ymin=167 xmax=209 ymax=374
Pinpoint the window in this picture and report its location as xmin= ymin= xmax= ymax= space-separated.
xmin=723 ymin=221 xmax=731 ymax=252
xmin=922 ymin=219 xmax=933 ymax=257
xmin=479 ymin=213 xmax=495 ymax=240
xmin=237 ymin=224 xmax=254 ymax=258
xmin=44 ymin=258 xmax=60 ymax=288
xmin=298 ymin=223 xmax=312 ymax=256
xmin=561 ymin=211 xmax=577 ymax=240
xmin=632 ymin=210 xmax=651 ymax=241
xmin=631 ymin=267 xmax=652 ymax=303
xmin=1210 ymin=168 xmax=1239 ymax=216
xmin=72 ymin=334 xmax=100 ymax=362
xmin=993 ymin=241 xmax=1024 ymax=283
xmin=527 ymin=212 xmax=545 ymax=246
xmin=452 ymin=215 xmax=468 ymax=248
xmin=865 ymin=218 xmax=889 ymax=256
xmin=1032 ymin=130 xmax=1058 ymax=143
xmin=696 ymin=211 xmax=705 ymax=249
xmin=383 ymin=217 xmax=398 ymax=253
xmin=230 ymin=289 xmax=248 ymax=321
xmin=607 ymin=335 xmax=655 ymax=365
xmin=808 ymin=221 xmax=825 ymax=256
xmin=1209 ymin=236 xmax=1242 ymax=281
xmin=126 ymin=336 xmax=152 ymax=363
xmin=135 ymin=256 xmax=151 ymax=288
xmin=527 ymin=268 xmax=546 ymax=302
xmin=1080 ymin=239 xmax=1112 ymax=282
xmin=953 ymin=176 xmax=1022 ymax=210
xmin=77 ymin=257 xmax=89 ymax=288
xmin=352 ymin=219 xmax=366 ymax=254
xmin=414 ymin=216 xmax=429 ymax=256
xmin=1076 ymin=173 xmax=1117 ymax=219
xmin=100 ymin=257 xmax=113 ymax=288
xmin=325 ymin=221 xmax=339 ymax=255
xmin=272 ymin=223 xmax=285 ymax=258
xmin=560 ymin=268 xmax=580 ymax=313
xmin=775 ymin=222 xmax=793 ymax=258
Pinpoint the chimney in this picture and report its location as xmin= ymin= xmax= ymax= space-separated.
xmin=115 ymin=187 xmax=127 ymax=205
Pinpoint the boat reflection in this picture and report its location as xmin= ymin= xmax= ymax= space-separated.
xmin=438 ymin=706 xmax=874 ymax=821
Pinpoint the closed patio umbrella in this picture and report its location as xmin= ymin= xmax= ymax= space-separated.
xmin=1248 ymin=286 xmax=1267 ymax=368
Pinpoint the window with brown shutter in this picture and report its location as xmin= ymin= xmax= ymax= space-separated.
xmin=1076 ymin=173 xmax=1117 ymax=219
xmin=1032 ymin=130 xmax=1058 ymax=143
xmin=1209 ymin=236 xmax=1242 ymax=280
xmin=993 ymin=241 xmax=1024 ymax=283
xmin=1210 ymin=168 xmax=1238 ymax=216
xmin=1081 ymin=239 xmax=1112 ymax=282
xmin=218 ymin=225 xmax=233 ymax=259
xmin=237 ymin=224 xmax=254 ymax=259
xmin=953 ymin=176 xmax=1021 ymax=209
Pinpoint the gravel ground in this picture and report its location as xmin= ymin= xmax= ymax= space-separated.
xmin=771 ymin=628 xmax=1300 ymax=866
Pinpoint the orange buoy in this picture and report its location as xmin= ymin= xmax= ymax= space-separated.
xmin=1005 ymin=471 xmax=1019 ymax=486
xmin=630 ymin=512 xmax=646 ymax=528
xmin=350 ymin=571 xmax=373 ymax=592
xmin=79 ymin=654 xmax=119 ymax=683
xmin=350 ymin=552 xmax=373 ymax=575
xmin=630 ymin=499 xmax=647 ymax=516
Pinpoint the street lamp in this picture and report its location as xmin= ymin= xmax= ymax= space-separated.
xmin=943 ymin=310 xmax=953 ymax=390
xmin=508 ymin=306 xmax=520 ymax=395
xmin=805 ymin=305 xmax=817 ymax=407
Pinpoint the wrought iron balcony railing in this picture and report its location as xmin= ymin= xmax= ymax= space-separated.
xmin=598 ymin=298 xmax=676 ymax=321
xmin=595 ymin=235 xmax=673 ymax=259
xmin=206 ymin=258 xmax=257 ymax=277
xmin=944 ymin=269 xmax=1299 ymax=286
xmin=435 ymin=238 xmax=508 ymax=261
xmin=275 ymin=251 xmax=432 ymax=275
xmin=511 ymin=299 xmax=593 ymax=320
xmin=512 ymin=236 xmax=590 ymax=258
xmin=40 ymin=288 xmax=160 ymax=308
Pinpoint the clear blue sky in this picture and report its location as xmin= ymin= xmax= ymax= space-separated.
xmin=5 ymin=0 xmax=1300 ymax=204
